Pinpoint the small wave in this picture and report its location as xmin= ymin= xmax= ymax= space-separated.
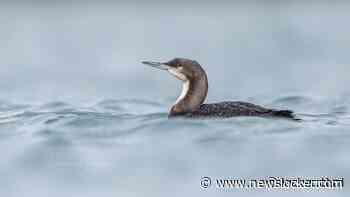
xmin=330 ymin=105 xmax=348 ymax=115
xmin=0 ymin=99 xmax=168 ymax=141
xmin=94 ymin=99 xmax=164 ymax=115
xmin=33 ymin=101 xmax=75 ymax=113
xmin=0 ymin=96 xmax=349 ymax=143
xmin=272 ymin=95 xmax=314 ymax=106
xmin=0 ymin=100 xmax=29 ymax=112
xmin=97 ymin=99 xmax=162 ymax=107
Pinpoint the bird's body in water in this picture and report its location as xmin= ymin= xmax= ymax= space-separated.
xmin=142 ymin=58 xmax=297 ymax=120
xmin=184 ymin=101 xmax=295 ymax=119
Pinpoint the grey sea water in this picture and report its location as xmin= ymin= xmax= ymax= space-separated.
xmin=1 ymin=2 xmax=350 ymax=197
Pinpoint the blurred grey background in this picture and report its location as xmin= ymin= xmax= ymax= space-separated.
xmin=0 ymin=2 xmax=349 ymax=197
xmin=1 ymin=1 xmax=349 ymax=104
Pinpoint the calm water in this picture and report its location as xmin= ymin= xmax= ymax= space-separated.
xmin=0 ymin=96 xmax=349 ymax=196
xmin=1 ymin=2 xmax=350 ymax=197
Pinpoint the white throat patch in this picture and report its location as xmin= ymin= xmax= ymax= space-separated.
xmin=167 ymin=67 xmax=190 ymax=105
xmin=175 ymin=80 xmax=190 ymax=105
xmin=168 ymin=67 xmax=187 ymax=81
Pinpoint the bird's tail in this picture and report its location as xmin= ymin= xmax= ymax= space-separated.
xmin=271 ymin=110 xmax=300 ymax=121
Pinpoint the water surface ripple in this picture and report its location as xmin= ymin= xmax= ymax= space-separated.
xmin=0 ymin=97 xmax=349 ymax=197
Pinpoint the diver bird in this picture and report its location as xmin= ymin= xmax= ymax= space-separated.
xmin=142 ymin=58 xmax=297 ymax=119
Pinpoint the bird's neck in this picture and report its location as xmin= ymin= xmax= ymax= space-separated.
xmin=170 ymin=75 xmax=208 ymax=116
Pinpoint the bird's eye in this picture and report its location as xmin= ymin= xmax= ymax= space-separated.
xmin=177 ymin=64 xmax=181 ymax=67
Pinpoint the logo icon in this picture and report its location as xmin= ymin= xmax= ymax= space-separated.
xmin=200 ymin=177 xmax=212 ymax=189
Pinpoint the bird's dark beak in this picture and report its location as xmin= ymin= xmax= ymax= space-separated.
xmin=142 ymin=61 xmax=169 ymax=70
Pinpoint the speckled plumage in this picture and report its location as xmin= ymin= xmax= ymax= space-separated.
xmin=171 ymin=101 xmax=295 ymax=119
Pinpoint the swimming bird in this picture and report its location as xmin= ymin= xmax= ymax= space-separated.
xmin=142 ymin=58 xmax=297 ymax=119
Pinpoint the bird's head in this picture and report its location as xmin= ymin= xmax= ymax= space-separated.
xmin=142 ymin=58 xmax=205 ymax=82
xmin=142 ymin=57 xmax=208 ymax=116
